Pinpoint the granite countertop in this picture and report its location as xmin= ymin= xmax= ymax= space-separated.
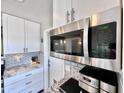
xmin=4 ymin=63 xmax=41 ymax=78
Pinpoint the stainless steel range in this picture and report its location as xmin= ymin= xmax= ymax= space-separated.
xmin=79 ymin=65 xmax=118 ymax=93
xmin=79 ymin=66 xmax=100 ymax=93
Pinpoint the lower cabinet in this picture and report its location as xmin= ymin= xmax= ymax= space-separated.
xmin=19 ymin=81 xmax=43 ymax=93
xmin=49 ymin=57 xmax=65 ymax=86
xmin=4 ymin=68 xmax=43 ymax=93
xmin=5 ymin=85 xmax=21 ymax=93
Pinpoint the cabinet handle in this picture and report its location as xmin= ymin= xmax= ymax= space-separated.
xmin=26 ymin=48 xmax=28 ymax=52
xmin=23 ymin=48 xmax=25 ymax=53
xmin=71 ymin=8 xmax=75 ymax=21
xmin=25 ymin=81 xmax=32 ymax=85
xmin=25 ymin=73 xmax=32 ymax=77
xmin=66 ymin=10 xmax=70 ymax=23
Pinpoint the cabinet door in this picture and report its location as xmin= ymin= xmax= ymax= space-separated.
xmin=25 ymin=20 xmax=41 ymax=52
xmin=4 ymin=84 xmax=21 ymax=93
xmin=20 ymin=81 xmax=43 ymax=93
xmin=6 ymin=15 xmax=25 ymax=54
xmin=53 ymin=0 xmax=68 ymax=27
xmin=64 ymin=61 xmax=71 ymax=78
xmin=49 ymin=57 xmax=65 ymax=86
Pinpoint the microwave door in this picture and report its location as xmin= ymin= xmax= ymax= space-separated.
xmin=83 ymin=18 xmax=90 ymax=65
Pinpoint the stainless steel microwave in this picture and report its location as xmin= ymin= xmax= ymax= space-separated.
xmin=50 ymin=6 xmax=122 ymax=72
xmin=50 ymin=22 xmax=86 ymax=64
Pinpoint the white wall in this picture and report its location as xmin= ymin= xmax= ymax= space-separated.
xmin=1 ymin=0 xmax=53 ymax=33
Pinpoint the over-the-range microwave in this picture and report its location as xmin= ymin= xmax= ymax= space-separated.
xmin=50 ymin=6 xmax=122 ymax=72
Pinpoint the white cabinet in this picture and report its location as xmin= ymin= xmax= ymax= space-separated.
xmin=4 ymin=68 xmax=43 ymax=93
xmin=5 ymin=85 xmax=20 ymax=93
xmin=53 ymin=0 xmax=78 ymax=27
xmin=2 ymin=13 xmax=41 ymax=54
xmin=3 ymin=14 xmax=25 ymax=54
xmin=53 ymin=0 xmax=67 ymax=27
xmin=20 ymin=82 xmax=43 ymax=93
xmin=53 ymin=0 xmax=119 ymax=27
xmin=49 ymin=57 xmax=65 ymax=86
xmin=64 ymin=61 xmax=71 ymax=78
xmin=25 ymin=20 xmax=41 ymax=52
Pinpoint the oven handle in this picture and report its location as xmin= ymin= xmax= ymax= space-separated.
xmin=83 ymin=18 xmax=90 ymax=65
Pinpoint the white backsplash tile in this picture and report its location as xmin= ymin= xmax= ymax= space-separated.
xmin=64 ymin=61 xmax=85 ymax=80
xmin=4 ymin=52 xmax=40 ymax=69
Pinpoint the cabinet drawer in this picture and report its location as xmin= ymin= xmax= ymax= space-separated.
xmin=4 ymin=68 xmax=43 ymax=86
xmin=20 ymin=81 xmax=43 ymax=93
xmin=15 ymin=72 xmax=42 ymax=89
xmin=4 ymin=72 xmax=43 ymax=93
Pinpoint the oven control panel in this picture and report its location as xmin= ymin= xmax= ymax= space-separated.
xmin=79 ymin=74 xmax=99 ymax=89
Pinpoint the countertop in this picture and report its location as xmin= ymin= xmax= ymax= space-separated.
xmin=4 ymin=63 xmax=41 ymax=79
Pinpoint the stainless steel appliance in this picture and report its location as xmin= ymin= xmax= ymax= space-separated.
xmin=50 ymin=6 xmax=122 ymax=72
xmin=79 ymin=65 xmax=118 ymax=93
xmin=100 ymin=68 xmax=118 ymax=93
xmin=88 ymin=6 xmax=122 ymax=71
xmin=100 ymin=81 xmax=117 ymax=93
xmin=79 ymin=66 xmax=100 ymax=93
xmin=50 ymin=22 xmax=86 ymax=64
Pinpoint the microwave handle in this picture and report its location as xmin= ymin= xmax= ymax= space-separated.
xmin=83 ymin=18 xmax=90 ymax=65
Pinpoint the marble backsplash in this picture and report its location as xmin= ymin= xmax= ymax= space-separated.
xmin=4 ymin=52 xmax=41 ymax=69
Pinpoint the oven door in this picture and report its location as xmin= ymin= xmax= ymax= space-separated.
xmin=88 ymin=6 xmax=122 ymax=71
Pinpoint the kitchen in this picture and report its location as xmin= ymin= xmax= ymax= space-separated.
xmin=1 ymin=0 xmax=123 ymax=93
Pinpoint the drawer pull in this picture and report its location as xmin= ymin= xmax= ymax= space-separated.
xmin=25 ymin=73 xmax=32 ymax=77
xmin=25 ymin=81 xmax=32 ymax=85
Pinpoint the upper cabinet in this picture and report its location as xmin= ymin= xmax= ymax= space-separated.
xmin=25 ymin=20 xmax=41 ymax=52
xmin=53 ymin=0 xmax=84 ymax=27
xmin=2 ymin=14 xmax=41 ymax=54
xmin=2 ymin=14 xmax=25 ymax=54
xmin=53 ymin=0 xmax=119 ymax=27
xmin=53 ymin=0 xmax=68 ymax=27
xmin=53 ymin=0 xmax=72 ymax=27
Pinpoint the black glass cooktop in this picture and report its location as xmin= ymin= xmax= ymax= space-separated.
xmin=79 ymin=65 xmax=118 ymax=86
xmin=60 ymin=78 xmax=88 ymax=93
